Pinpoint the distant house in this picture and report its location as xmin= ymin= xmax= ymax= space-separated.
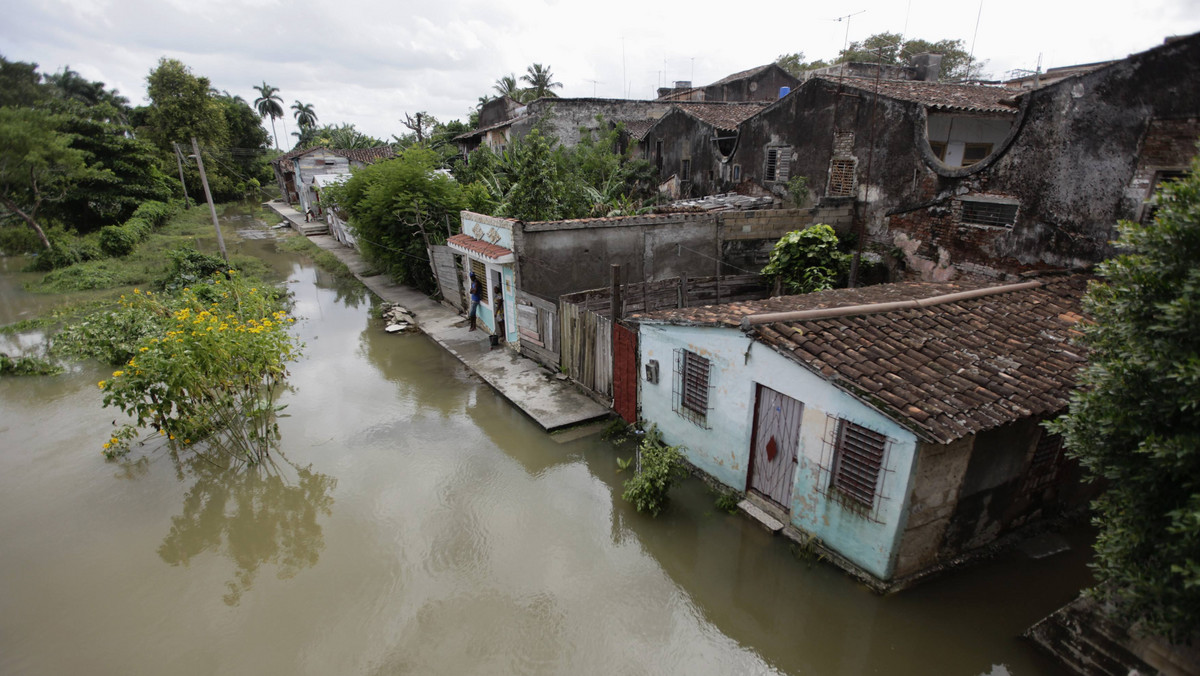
xmin=313 ymin=173 xmax=352 ymax=246
xmin=269 ymin=146 xmax=395 ymax=216
xmin=639 ymin=102 xmax=768 ymax=198
xmin=657 ymin=63 xmax=800 ymax=103
xmin=454 ymin=98 xmax=672 ymax=156
xmin=634 ymin=275 xmax=1093 ymax=589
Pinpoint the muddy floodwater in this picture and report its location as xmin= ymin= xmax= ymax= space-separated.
xmin=0 ymin=217 xmax=1090 ymax=675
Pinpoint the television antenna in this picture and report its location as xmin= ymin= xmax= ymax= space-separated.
xmin=585 ymin=79 xmax=603 ymax=97
xmin=832 ymin=10 xmax=866 ymax=55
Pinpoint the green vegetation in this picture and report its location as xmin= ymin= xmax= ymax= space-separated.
xmin=1048 ymin=155 xmax=1200 ymax=642
xmin=455 ymin=118 xmax=655 ymax=222
xmin=323 ymin=147 xmax=464 ymax=293
xmin=714 ymin=489 xmax=742 ymax=515
xmin=777 ymin=32 xmax=988 ymax=81
xmin=88 ymin=271 xmax=300 ymax=463
xmin=622 ymin=425 xmax=689 ymax=517
xmin=0 ymin=353 xmax=61 ymax=376
xmin=760 ymin=224 xmax=850 ymax=294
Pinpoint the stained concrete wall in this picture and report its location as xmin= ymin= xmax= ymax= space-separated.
xmin=511 ymin=207 xmax=857 ymax=300
xmin=704 ymin=65 xmax=799 ymax=102
xmin=641 ymin=109 xmax=727 ymax=198
xmin=637 ymin=322 xmax=919 ymax=581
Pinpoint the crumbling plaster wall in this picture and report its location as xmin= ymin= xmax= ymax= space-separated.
xmin=508 ymin=99 xmax=671 ymax=148
xmin=736 ymin=34 xmax=1200 ymax=281
xmin=641 ymin=110 xmax=726 ymax=198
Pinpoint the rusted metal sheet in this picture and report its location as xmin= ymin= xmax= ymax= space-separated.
xmin=612 ymin=323 xmax=638 ymax=423
xmin=748 ymin=384 xmax=803 ymax=508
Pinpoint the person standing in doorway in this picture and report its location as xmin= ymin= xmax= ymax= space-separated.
xmin=492 ymin=285 xmax=506 ymax=346
xmin=467 ymin=272 xmax=481 ymax=331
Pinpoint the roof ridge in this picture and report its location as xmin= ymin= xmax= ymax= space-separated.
xmin=740 ymin=280 xmax=1044 ymax=329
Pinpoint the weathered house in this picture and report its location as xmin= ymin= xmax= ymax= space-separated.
xmin=454 ymin=96 xmax=525 ymax=154
xmin=447 ymin=212 xmax=519 ymax=345
xmin=454 ymin=98 xmax=673 ymax=156
xmin=639 ymin=103 xmax=768 ymax=198
xmin=270 ymin=146 xmax=395 ymax=216
xmin=731 ymin=32 xmax=1200 ymax=281
xmin=657 ymin=63 xmax=800 ymax=103
xmin=634 ymin=275 xmax=1093 ymax=589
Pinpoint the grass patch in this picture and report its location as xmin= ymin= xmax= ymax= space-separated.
xmin=275 ymin=234 xmax=356 ymax=279
xmin=0 ymin=353 xmax=62 ymax=376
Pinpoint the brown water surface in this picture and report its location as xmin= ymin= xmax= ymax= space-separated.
xmin=0 ymin=215 xmax=1089 ymax=675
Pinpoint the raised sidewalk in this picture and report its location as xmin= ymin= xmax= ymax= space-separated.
xmin=266 ymin=200 xmax=611 ymax=433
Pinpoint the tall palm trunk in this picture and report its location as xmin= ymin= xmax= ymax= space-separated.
xmin=270 ymin=116 xmax=280 ymax=150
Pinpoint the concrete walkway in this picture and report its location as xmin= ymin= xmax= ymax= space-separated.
xmin=264 ymin=201 xmax=612 ymax=433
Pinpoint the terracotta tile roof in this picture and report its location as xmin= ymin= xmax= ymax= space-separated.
xmin=656 ymin=87 xmax=702 ymax=101
xmin=709 ymin=63 xmax=776 ymax=86
xmin=332 ymin=146 xmax=395 ymax=164
xmin=271 ymin=145 xmax=395 ymax=165
xmin=446 ymin=233 xmax=514 ymax=263
xmin=675 ymin=102 xmax=768 ymax=130
xmin=638 ymin=276 xmax=1090 ymax=443
xmin=816 ymin=75 xmax=1020 ymax=114
xmin=454 ymin=116 xmax=518 ymax=142
xmin=621 ymin=118 xmax=656 ymax=140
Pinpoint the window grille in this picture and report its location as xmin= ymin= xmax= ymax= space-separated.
xmin=672 ymin=349 xmax=711 ymax=427
xmin=828 ymin=158 xmax=857 ymax=197
xmin=732 ymin=165 xmax=742 ymax=181
xmin=681 ymin=159 xmax=691 ymax=182
xmin=765 ymin=149 xmax=778 ymax=182
xmin=961 ymin=199 xmax=1019 ymax=228
xmin=470 ymin=259 xmax=488 ymax=304
xmin=831 ymin=419 xmax=887 ymax=509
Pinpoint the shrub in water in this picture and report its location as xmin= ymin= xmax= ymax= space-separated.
xmin=622 ymin=425 xmax=688 ymax=516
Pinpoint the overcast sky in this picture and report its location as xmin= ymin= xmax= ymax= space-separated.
xmin=4 ymin=0 xmax=1199 ymax=145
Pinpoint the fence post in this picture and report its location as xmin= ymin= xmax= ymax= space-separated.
xmin=610 ymin=264 xmax=622 ymax=323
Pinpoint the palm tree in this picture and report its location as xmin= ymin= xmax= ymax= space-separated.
xmin=253 ymin=81 xmax=284 ymax=150
xmin=493 ymin=73 xmax=525 ymax=102
xmin=291 ymin=100 xmax=317 ymax=130
xmin=521 ymin=63 xmax=562 ymax=100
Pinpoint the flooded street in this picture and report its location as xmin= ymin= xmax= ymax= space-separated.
xmin=0 ymin=222 xmax=1090 ymax=675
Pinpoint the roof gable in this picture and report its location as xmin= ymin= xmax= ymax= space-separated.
xmin=814 ymin=75 xmax=1020 ymax=114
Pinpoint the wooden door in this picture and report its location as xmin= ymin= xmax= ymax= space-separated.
xmin=748 ymin=384 xmax=803 ymax=508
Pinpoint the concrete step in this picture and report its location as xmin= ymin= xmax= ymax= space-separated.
xmin=738 ymin=499 xmax=784 ymax=533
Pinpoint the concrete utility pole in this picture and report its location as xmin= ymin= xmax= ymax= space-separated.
xmin=172 ymin=143 xmax=192 ymax=210
xmin=190 ymin=137 xmax=228 ymax=262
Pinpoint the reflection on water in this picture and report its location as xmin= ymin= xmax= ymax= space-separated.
xmin=154 ymin=451 xmax=336 ymax=606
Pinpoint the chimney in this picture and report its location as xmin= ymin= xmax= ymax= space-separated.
xmin=910 ymin=53 xmax=944 ymax=82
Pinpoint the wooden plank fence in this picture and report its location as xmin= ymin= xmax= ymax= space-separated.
xmin=429 ymin=245 xmax=464 ymax=311
xmin=560 ymin=302 xmax=613 ymax=400
xmin=560 ymin=273 xmax=768 ymax=316
xmin=516 ymin=291 xmax=559 ymax=370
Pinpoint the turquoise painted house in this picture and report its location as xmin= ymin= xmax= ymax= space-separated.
xmin=635 ymin=276 xmax=1093 ymax=589
xmin=448 ymin=212 xmax=519 ymax=346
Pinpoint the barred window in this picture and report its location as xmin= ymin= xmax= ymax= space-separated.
xmin=765 ymin=147 xmax=791 ymax=182
xmin=681 ymin=158 xmax=691 ymax=182
xmin=831 ymin=420 xmax=887 ymax=508
xmin=673 ymin=349 xmax=711 ymax=427
xmin=470 ymin=259 xmax=489 ymax=303
xmin=961 ymin=198 xmax=1019 ymax=228
xmin=828 ymin=158 xmax=857 ymax=197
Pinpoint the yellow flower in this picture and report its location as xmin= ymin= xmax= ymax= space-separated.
xmin=98 ymin=380 xmax=106 ymax=388
xmin=133 ymin=288 xmax=140 ymax=294
xmin=159 ymin=429 xmax=165 ymax=435
xmin=112 ymin=370 xmax=124 ymax=377
xmin=103 ymin=443 xmax=110 ymax=450
xmin=169 ymin=434 xmax=175 ymax=440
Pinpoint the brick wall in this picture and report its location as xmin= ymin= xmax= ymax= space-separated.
xmin=719 ymin=206 xmax=854 ymax=240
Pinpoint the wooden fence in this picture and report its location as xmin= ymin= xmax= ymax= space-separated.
xmin=557 ymin=273 xmax=767 ymax=402
xmin=516 ymin=291 xmax=559 ymax=370
xmin=560 ymin=273 xmax=768 ymax=316
xmin=559 ymin=302 xmax=613 ymax=400
xmin=429 ymin=245 xmax=464 ymax=312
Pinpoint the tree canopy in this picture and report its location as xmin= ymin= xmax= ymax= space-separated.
xmin=521 ymin=63 xmax=562 ymax=100
xmin=324 ymin=147 xmax=466 ymax=292
xmin=777 ymin=32 xmax=987 ymax=81
xmin=1048 ymin=153 xmax=1200 ymax=642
